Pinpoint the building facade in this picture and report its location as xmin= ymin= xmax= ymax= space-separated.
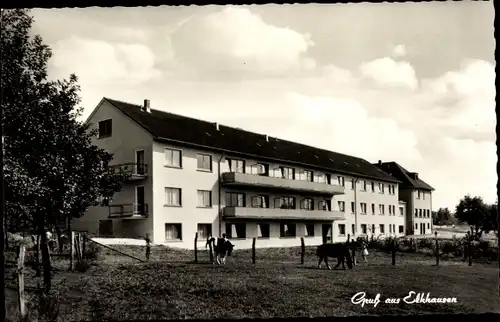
xmin=73 ymin=98 xmax=433 ymax=249
xmin=374 ymin=162 xmax=434 ymax=236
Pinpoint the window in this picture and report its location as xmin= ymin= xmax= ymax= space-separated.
xmin=197 ymin=190 xmax=212 ymax=207
xmin=228 ymin=158 xmax=245 ymax=173
xmin=338 ymin=224 xmax=346 ymax=236
xmin=427 ymin=209 xmax=431 ymax=218
xmin=417 ymin=191 xmax=421 ymax=199
xmin=389 ymin=205 xmax=393 ymax=215
xmin=360 ymin=203 xmax=367 ymax=214
xmin=389 ymin=225 xmax=392 ymax=233
xmin=165 ymin=224 xmax=182 ymax=240
xmin=388 ymin=184 xmax=396 ymax=195
xmin=257 ymin=223 xmax=270 ymax=238
xmin=319 ymin=200 xmax=331 ymax=211
xmin=197 ymin=224 xmax=212 ymax=239
xmin=379 ymin=204 xmax=385 ymax=215
xmin=226 ymin=192 xmax=245 ymax=207
xmin=399 ymin=207 xmax=404 ymax=216
xmin=305 ymin=224 xmax=315 ymax=237
xmin=379 ymin=224 xmax=385 ymax=234
xmin=378 ymin=183 xmax=385 ymax=194
xmin=352 ymin=224 xmax=355 ymax=234
xmin=280 ymin=223 xmax=296 ymax=237
xmin=362 ymin=180 xmax=367 ymax=191
xmin=280 ymin=166 xmax=295 ymax=180
xmin=250 ymin=163 xmax=268 ymax=176
xmin=393 ymin=224 xmax=396 ymax=233
xmin=165 ymin=148 xmax=182 ymax=168
xmin=276 ymin=196 xmax=295 ymax=209
xmin=98 ymin=119 xmax=112 ymax=138
xmin=399 ymin=225 xmax=404 ymax=233
xmin=371 ymin=224 xmax=375 ymax=234
xmin=371 ymin=181 xmax=375 ymax=192
xmin=300 ymin=198 xmax=314 ymax=210
xmin=361 ymin=224 xmax=367 ymax=234
xmin=427 ymin=223 xmax=430 ymax=229
xmin=338 ymin=201 xmax=345 ymax=212
xmin=337 ymin=176 xmax=345 ymax=187
xmin=226 ymin=223 xmax=246 ymax=238
xmin=299 ymin=170 xmax=313 ymax=182
xmin=252 ymin=195 xmax=269 ymax=208
xmin=419 ymin=209 xmax=422 ymax=217
xmin=351 ymin=178 xmax=356 ymax=190
xmin=314 ymin=172 xmax=327 ymax=184
xmin=351 ymin=202 xmax=355 ymax=213
xmin=414 ymin=209 xmax=418 ymax=217
xmin=197 ymin=154 xmax=212 ymax=171
xmin=371 ymin=204 xmax=375 ymax=215
xmin=165 ymin=188 xmax=181 ymax=206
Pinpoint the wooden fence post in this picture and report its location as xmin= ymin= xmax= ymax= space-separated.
xmin=69 ymin=231 xmax=75 ymax=271
xmin=435 ymin=231 xmax=439 ymax=267
xmin=468 ymin=235 xmax=473 ymax=267
xmin=194 ymin=232 xmax=198 ymax=264
xmin=300 ymin=237 xmax=305 ymax=265
xmin=82 ymin=233 xmax=86 ymax=260
xmin=208 ymin=238 xmax=214 ymax=263
xmin=391 ymin=238 xmax=396 ymax=266
xmin=17 ymin=245 xmax=26 ymax=319
xmin=252 ymin=238 xmax=256 ymax=264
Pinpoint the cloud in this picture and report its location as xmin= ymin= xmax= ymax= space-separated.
xmin=391 ymin=44 xmax=407 ymax=58
xmin=49 ymin=36 xmax=162 ymax=84
xmin=358 ymin=57 xmax=418 ymax=91
xmin=170 ymin=6 xmax=316 ymax=76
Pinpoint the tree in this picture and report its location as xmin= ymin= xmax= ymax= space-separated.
xmin=432 ymin=207 xmax=455 ymax=226
xmin=1 ymin=9 xmax=128 ymax=293
xmin=455 ymin=195 xmax=489 ymax=238
xmin=483 ymin=202 xmax=498 ymax=236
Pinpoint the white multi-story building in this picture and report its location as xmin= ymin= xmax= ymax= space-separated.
xmin=73 ymin=98 xmax=435 ymax=249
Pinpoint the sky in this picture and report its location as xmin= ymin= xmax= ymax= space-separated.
xmin=31 ymin=2 xmax=496 ymax=211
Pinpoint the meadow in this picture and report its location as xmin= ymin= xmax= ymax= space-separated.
xmin=5 ymin=237 xmax=500 ymax=321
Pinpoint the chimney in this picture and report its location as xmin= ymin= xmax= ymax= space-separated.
xmin=143 ymin=99 xmax=151 ymax=113
xmin=265 ymin=134 xmax=269 ymax=142
xmin=378 ymin=160 xmax=382 ymax=165
xmin=214 ymin=122 xmax=219 ymax=131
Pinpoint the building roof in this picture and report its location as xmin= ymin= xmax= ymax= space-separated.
xmin=374 ymin=161 xmax=434 ymax=191
xmin=102 ymin=97 xmax=401 ymax=183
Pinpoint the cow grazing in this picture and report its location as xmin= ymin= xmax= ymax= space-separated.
xmin=206 ymin=236 xmax=235 ymax=265
xmin=316 ymin=243 xmax=353 ymax=270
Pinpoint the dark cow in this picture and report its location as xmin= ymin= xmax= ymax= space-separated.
xmin=206 ymin=236 xmax=235 ymax=265
xmin=316 ymin=243 xmax=353 ymax=270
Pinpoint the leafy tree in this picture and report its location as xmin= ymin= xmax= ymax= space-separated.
xmin=432 ymin=207 xmax=455 ymax=226
xmin=1 ymin=9 xmax=127 ymax=292
xmin=483 ymin=202 xmax=498 ymax=236
xmin=455 ymin=195 xmax=489 ymax=238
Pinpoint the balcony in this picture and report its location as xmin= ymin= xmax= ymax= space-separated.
xmin=221 ymin=172 xmax=345 ymax=196
xmin=223 ymin=206 xmax=345 ymax=221
xmin=108 ymin=203 xmax=148 ymax=219
xmin=110 ymin=163 xmax=148 ymax=181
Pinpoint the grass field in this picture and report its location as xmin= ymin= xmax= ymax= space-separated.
xmin=5 ymin=242 xmax=500 ymax=321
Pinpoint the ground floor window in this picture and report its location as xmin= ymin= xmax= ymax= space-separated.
xmin=280 ymin=223 xmax=296 ymax=237
xmin=371 ymin=224 xmax=375 ymax=234
xmin=399 ymin=225 xmax=404 ymax=233
xmin=197 ymin=223 xmax=212 ymax=239
xmin=389 ymin=225 xmax=392 ymax=233
xmin=226 ymin=223 xmax=246 ymax=238
xmin=361 ymin=224 xmax=367 ymax=234
xmin=379 ymin=224 xmax=385 ymax=234
xmin=165 ymin=223 xmax=182 ymax=240
xmin=427 ymin=223 xmax=430 ymax=229
xmin=305 ymin=223 xmax=315 ymax=237
xmin=257 ymin=223 xmax=270 ymax=238
xmin=415 ymin=223 xmax=418 ymax=230
xmin=338 ymin=224 xmax=346 ymax=236
xmin=351 ymin=224 xmax=355 ymax=234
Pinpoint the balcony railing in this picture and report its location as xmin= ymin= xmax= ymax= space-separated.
xmin=110 ymin=163 xmax=148 ymax=181
xmin=108 ymin=203 xmax=148 ymax=219
xmin=221 ymin=172 xmax=345 ymax=196
xmin=223 ymin=206 xmax=345 ymax=221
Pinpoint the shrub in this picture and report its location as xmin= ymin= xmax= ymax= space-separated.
xmin=439 ymin=240 xmax=458 ymax=256
xmin=417 ymin=238 xmax=434 ymax=250
xmin=7 ymin=233 xmax=35 ymax=250
xmin=36 ymin=290 xmax=61 ymax=321
xmin=85 ymin=242 xmax=101 ymax=260
xmin=75 ymin=260 xmax=91 ymax=273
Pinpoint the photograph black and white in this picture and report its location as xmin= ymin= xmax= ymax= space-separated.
xmin=2 ymin=1 xmax=498 ymax=321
